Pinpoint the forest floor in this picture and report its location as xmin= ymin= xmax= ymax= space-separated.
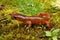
xmin=0 ymin=0 xmax=60 ymax=40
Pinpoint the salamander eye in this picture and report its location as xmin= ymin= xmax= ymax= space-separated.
xmin=11 ymin=16 xmax=16 ymax=19
xmin=14 ymin=16 xmax=16 ymax=19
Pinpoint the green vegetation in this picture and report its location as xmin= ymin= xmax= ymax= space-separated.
xmin=0 ymin=0 xmax=60 ymax=40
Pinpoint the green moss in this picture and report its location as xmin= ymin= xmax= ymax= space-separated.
xmin=0 ymin=0 xmax=60 ymax=40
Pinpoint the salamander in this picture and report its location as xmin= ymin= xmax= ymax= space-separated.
xmin=11 ymin=12 xmax=51 ymax=29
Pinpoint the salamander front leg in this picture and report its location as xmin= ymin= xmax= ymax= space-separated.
xmin=26 ymin=21 xmax=32 ymax=29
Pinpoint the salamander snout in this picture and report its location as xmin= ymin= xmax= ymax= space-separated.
xmin=10 ymin=15 xmax=17 ymax=19
xmin=13 ymin=16 xmax=16 ymax=19
xmin=9 ymin=13 xmax=17 ymax=19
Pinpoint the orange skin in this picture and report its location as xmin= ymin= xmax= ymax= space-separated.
xmin=11 ymin=12 xmax=51 ymax=29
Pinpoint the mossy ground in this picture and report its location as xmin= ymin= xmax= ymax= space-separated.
xmin=0 ymin=0 xmax=60 ymax=40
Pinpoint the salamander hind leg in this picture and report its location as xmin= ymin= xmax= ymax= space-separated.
xmin=45 ymin=21 xmax=52 ymax=28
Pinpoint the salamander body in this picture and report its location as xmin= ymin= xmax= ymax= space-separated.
xmin=11 ymin=12 xmax=51 ymax=29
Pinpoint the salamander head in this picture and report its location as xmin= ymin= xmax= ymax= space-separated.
xmin=10 ymin=12 xmax=25 ymax=19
